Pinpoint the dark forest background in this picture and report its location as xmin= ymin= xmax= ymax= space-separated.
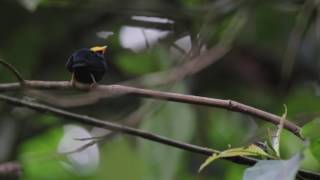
xmin=0 ymin=0 xmax=320 ymax=179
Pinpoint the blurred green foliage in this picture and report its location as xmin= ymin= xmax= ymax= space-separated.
xmin=0 ymin=0 xmax=319 ymax=179
xmin=20 ymin=128 xmax=147 ymax=180
xmin=138 ymin=83 xmax=196 ymax=180
xmin=20 ymin=127 xmax=66 ymax=179
xmin=116 ymin=47 xmax=170 ymax=75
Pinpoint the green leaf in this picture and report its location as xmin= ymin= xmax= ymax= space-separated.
xmin=310 ymin=138 xmax=320 ymax=163
xmin=19 ymin=127 xmax=73 ymax=180
xmin=302 ymin=118 xmax=320 ymax=163
xmin=199 ymin=144 xmax=272 ymax=172
xmin=243 ymin=153 xmax=302 ymax=180
xmin=302 ymin=118 xmax=320 ymax=141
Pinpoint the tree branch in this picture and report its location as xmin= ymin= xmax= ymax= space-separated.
xmin=0 ymin=81 xmax=302 ymax=138
xmin=0 ymin=94 xmax=225 ymax=158
xmin=0 ymin=161 xmax=22 ymax=179
xmin=0 ymin=59 xmax=25 ymax=85
xmin=0 ymin=94 xmax=318 ymax=179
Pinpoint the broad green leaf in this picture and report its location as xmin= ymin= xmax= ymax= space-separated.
xmin=243 ymin=153 xmax=302 ymax=180
xmin=138 ymin=83 xmax=196 ymax=180
xmin=199 ymin=144 xmax=272 ymax=172
xmin=300 ymin=147 xmax=320 ymax=171
xmin=302 ymin=118 xmax=320 ymax=163
xmin=19 ymin=127 xmax=71 ymax=180
xmin=310 ymin=138 xmax=320 ymax=163
xmin=302 ymin=118 xmax=320 ymax=141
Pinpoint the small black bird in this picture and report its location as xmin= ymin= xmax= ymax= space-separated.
xmin=66 ymin=46 xmax=107 ymax=87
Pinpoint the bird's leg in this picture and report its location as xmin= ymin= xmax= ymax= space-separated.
xmin=71 ymin=72 xmax=76 ymax=87
xmin=90 ymin=73 xmax=97 ymax=89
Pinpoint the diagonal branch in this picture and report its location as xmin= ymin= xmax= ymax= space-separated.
xmin=0 ymin=81 xmax=302 ymax=138
xmin=0 ymin=94 xmax=318 ymax=179
xmin=0 ymin=94 xmax=227 ymax=158
xmin=0 ymin=161 xmax=22 ymax=179
xmin=0 ymin=59 xmax=25 ymax=85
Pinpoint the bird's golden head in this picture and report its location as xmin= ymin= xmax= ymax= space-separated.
xmin=90 ymin=46 xmax=107 ymax=54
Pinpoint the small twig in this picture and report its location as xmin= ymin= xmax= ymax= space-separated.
xmin=141 ymin=29 xmax=151 ymax=49
xmin=0 ymin=59 xmax=25 ymax=85
xmin=62 ymin=140 xmax=99 ymax=155
xmin=271 ymin=105 xmax=287 ymax=157
xmin=74 ymin=136 xmax=105 ymax=141
xmin=172 ymin=43 xmax=188 ymax=55
xmin=0 ymin=94 xmax=318 ymax=179
xmin=0 ymin=80 xmax=302 ymax=138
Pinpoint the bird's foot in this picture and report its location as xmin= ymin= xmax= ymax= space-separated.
xmin=71 ymin=73 xmax=76 ymax=88
xmin=89 ymin=73 xmax=98 ymax=90
xmin=90 ymin=82 xmax=98 ymax=90
xmin=71 ymin=80 xmax=76 ymax=88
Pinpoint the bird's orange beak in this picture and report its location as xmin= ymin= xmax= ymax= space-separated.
xmin=90 ymin=46 xmax=107 ymax=54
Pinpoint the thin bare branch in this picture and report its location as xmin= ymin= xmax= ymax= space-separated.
xmin=141 ymin=29 xmax=151 ymax=49
xmin=62 ymin=140 xmax=98 ymax=155
xmin=172 ymin=43 xmax=188 ymax=55
xmin=123 ymin=46 xmax=229 ymax=87
xmin=0 ymin=161 xmax=22 ymax=179
xmin=0 ymin=93 xmax=217 ymax=156
xmin=17 ymin=10 xmax=245 ymax=109
xmin=0 ymin=81 xmax=302 ymax=138
xmin=124 ymin=10 xmax=246 ymax=87
xmin=0 ymin=59 xmax=25 ymax=85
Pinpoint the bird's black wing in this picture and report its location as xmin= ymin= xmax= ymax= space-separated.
xmin=86 ymin=54 xmax=107 ymax=73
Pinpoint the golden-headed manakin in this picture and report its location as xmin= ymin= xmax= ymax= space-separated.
xmin=66 ymin=46 xmax=107 ymax=86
